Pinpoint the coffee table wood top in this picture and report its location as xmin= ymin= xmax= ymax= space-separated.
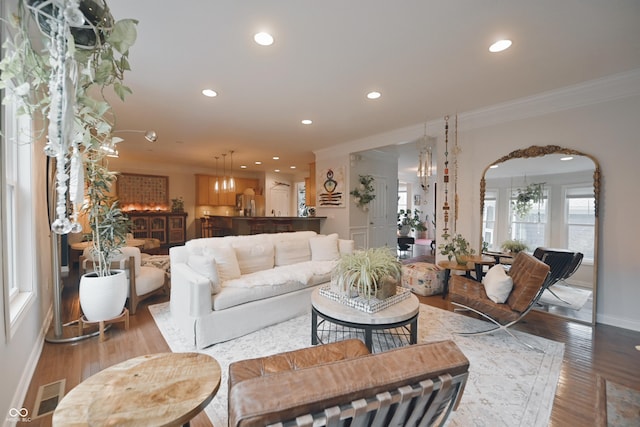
xmin=52 ymin=352 xmax=220 ymax=426
xmin=311 ymin=288 xmax=419 ymax=325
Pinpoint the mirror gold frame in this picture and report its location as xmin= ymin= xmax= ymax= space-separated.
xmin=480 ymin=144 xmax=600 ymax=325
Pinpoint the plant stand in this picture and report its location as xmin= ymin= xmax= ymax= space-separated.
xmin=78 ymin=308 xmax=129 ymax=342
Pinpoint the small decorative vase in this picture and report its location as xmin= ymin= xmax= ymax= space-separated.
xmin=375 ymin=276 xmax=398 ymax=300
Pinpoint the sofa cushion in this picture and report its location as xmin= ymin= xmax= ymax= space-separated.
xmin=338 ymin=239 xmax=355 ymax=255
xmin=187 ymin=254 xmax=222 ymax=294
xmin=309 ymin=233 xmax=340 ymax=261
xmin=482 ymin=264 xmax=513 ymax=303
xmin=274 ymin=239 xmax=311 ymax=266
xmin=233 ymin=240 xmax=274 ymax=274
xmin=203 ymin=245 xmax=241 ymax=282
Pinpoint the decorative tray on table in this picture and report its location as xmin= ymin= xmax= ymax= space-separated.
xmin=319 ymin=285 xmax=411 ymax=313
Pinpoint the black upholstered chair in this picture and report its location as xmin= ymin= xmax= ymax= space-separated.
xmin=532 ymin=247 xmax=583 ymax=304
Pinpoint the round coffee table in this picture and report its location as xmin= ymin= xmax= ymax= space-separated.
xmin=52 ymin=352 xmax=220 ymax=426
xmin=311 ymin=288 xmax=419 ymax=353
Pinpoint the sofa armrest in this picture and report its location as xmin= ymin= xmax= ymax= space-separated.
xmin=170 ymin=263 xmax=212 ymax=317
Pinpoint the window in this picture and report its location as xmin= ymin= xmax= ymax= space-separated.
xmin=2 ymin=78 xmax=36 ymax=337
xmin=482 ymin=190 xmax=498 ymax=250
xmin=565 ymin=186 xmax=595 ymax=262
xmin=509 ymin=187 xmax=548 ymax=250
xmin=397 ymin=183 xmax=408 ymax=213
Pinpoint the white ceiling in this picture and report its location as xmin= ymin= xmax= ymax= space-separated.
xmin=105 ymin=0 xmax=640 ymax=175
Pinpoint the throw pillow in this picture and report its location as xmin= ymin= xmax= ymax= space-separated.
xmin=203 ymin=245 xmax=241 ymax=282
xmin=233 ymin=242 xmax=275 ymax=274
xmin=482 ymin=264 xmax=513 ymax=303
xmin=309 ymin=233 xmax=340 ymax=261
xmin=274 ymin=238 xmax=311 ymax=266
xmin=187 ymin=255 xmax=222 ymax=294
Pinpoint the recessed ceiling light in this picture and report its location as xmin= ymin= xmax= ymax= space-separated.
xmin=489 ymin=165 xmax=499 ymax=169
xmin=254 ymin=32 xmax=274 ymax=46
xmin=274 ymin=169 xmax=280 ymax=173
xmin=255 ymin=161 xmax=262 ymax=165
xmin=301 ymin=119 xmax=313 ymax=125
xmin=273 ymin=156 xmax=280 ymax=160
xmin=489 ymin=39 xmax=512 ymax=53
xmin=202 ymin=89 xmax=218 ymax=97
xmin=240 ymin=165 xmax=247 ymax=169
xmin=560 ymin=156 xmax=574 ymax=161
xmin=290 ymin=166 xmax=296 ymax=169
xmin=367 ymin=91 xmax=381 ymax=100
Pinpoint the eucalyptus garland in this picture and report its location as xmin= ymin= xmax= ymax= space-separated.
xmin=350 ymin=174 xmax=376 ymax=210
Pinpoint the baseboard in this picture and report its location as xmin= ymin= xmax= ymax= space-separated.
xmin=4 ymin=306 xmax=52 ymax=427
xmin=597 ymin=312 xmax=640 ymax=332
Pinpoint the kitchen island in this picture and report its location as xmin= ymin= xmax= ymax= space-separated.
xmin=196 ymin=216 xmax=326 ymax=237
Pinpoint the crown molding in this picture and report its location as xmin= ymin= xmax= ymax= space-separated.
xmin=459 ymin=68 xmax=640 ymax=130
xmin=315 ymin=69 xmax=640 ymax=160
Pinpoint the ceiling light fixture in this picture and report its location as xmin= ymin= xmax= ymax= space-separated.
xmin=560 ymin=156 xmax=574 ymax=161
xmin=273 ymin=156 xmax=280 ymax=160
xmin=255 ymin=161 xmax=262 ymax=165
xmin=113 ymin=129 xmax=158 ymax=143
xmin=367 ymin=91 xmax=381 ymax=100
xmin=202 ymin=89 xmax=218 ymax=97
xmin=489 ymin=39 xmax=512 ymax=53
xmin=254 ymin=32 xmax=274 ymax=46
xmin=301 ymin=119 xmax=312 ymax=125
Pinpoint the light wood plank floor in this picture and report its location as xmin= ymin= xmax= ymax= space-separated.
xmin=20 ymin=273 xmax=640 ymax=427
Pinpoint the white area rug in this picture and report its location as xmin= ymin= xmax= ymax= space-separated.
xmin=539 ymin=284 xmax=591 ymax=310
xmin=149 ymin=302 xmax=564 ymax=427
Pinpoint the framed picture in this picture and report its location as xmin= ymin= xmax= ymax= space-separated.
xmin=117 ymin=173 xmax=169 ymax=209
xmin=414 ymin=194 xmax=421 ymax=205
xmin=317 ymin=166 xmax=345 ymax=207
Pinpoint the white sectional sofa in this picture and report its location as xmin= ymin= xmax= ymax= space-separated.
xmin=169 ymin=231 xmax=354 ymax=349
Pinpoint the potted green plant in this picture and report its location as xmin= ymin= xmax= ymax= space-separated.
xmin=397 ymin=209 xmax=427 ymax=236
xmin=438 ymin=233 xmax=476 ymax=265
xmin=332 ymin=247 xmax=402 ymax=299
xmin=1 ymin=0 xmax=137 ymax=321
xmin=171 ymin=196 xmax=185 ymax=213
xmin=500 ymin=239 xmax=529 ymax=254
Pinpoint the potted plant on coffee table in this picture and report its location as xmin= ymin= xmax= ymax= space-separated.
xmin=332 ymin=247 xmax=402 ymax=299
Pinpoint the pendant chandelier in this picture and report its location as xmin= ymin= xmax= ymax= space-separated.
xmin=213 ymin=151 xmax=236 ymax=194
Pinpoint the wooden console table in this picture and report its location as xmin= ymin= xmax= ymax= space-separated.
xmin=52 ymin=352 xmax=221 ymax=426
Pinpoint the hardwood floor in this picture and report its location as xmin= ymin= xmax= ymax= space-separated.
xmin=20 ymin=272 xmax=640 ymax=427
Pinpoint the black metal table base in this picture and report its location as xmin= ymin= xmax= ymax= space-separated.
xmin=311 ymin=307 xmax=417 ymax=353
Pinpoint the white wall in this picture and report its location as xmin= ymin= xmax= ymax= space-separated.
xmin=318 ymin=70 xmax=640 ymax=331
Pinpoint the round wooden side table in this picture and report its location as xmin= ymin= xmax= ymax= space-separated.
xmin=52 ymin=352 xmax=221 ymax=426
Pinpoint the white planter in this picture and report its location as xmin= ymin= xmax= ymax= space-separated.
xmin=79 ymin=270 xmax=128 ymax=322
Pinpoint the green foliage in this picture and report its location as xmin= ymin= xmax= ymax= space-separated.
xmin=332 ymin=247 xmax=402 ymax=299
xmin=397 ymin=209 xmax=427 ymax=231
xmin=350 ymin=175 xmax=376 ymax=209
xmin=500 ymin=239 xmax=529 ymax=253
xmin=513 ymin=183 xmax=544 ymax=218
xmin=438 ymin=233 xmax=475 ymax=262
xmin=0 ymin=1 xmax=138 ymax=276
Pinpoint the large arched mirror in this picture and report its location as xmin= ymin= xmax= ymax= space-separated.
xmin=480 ymin=145 xmax=600 ymax=325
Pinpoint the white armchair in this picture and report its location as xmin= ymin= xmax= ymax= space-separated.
xmin=80 ymin=246 xmax=168 ymax=314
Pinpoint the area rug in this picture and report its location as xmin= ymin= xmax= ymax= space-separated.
xmin=539 ymin=284 xmax=591 ymax=310
xmin=149 ymin=303 xmax=564 ymax=427
xmin=597 ymin=375 xmax=640 ymax=427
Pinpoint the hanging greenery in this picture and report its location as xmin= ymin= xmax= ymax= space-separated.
xmin=513 ymin=182 xmax=544 ymax=218
xmin=350 ymin=174 xmax=375 ymax=210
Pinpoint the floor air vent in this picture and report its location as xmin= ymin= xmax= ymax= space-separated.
xmin=32 ymin=379 xmax=66 ymax=419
